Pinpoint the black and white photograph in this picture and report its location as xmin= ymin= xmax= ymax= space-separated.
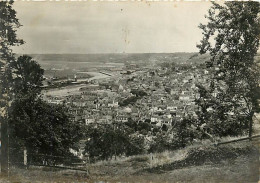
xmin=0 ymin=0 xmax=260 ymax=182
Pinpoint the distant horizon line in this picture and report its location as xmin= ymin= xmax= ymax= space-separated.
xmin=16 ymin=52 xmax=199 ymax=55
xmin=14 ymin=51 xmax=260 ymax=55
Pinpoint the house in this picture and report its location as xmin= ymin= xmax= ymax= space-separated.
xmin=151 ymin=116 xmax=158 ymax=123
xmin=85 ymin=118 xmax=95 ymax=125
xmin=162 ymin=118 xmax=172 ymax=127
xmin=115 ymin=115 xmax=128 ymax=123
xmin=108 ymin=100 xmax=119 ymax=108
xmin=167 ymin=106 xmax=177 ymax=112
xmin=179 ymin=95 xmax=190 ymax=101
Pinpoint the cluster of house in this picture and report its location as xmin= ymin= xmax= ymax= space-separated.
xmin=45 ymin=62 xmax=213 ymax=130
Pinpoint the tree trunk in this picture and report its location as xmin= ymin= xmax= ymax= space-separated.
xmin=1 ymin=119 xmax=8 ymax=174
xmin=24 ymin=148 xmax=27 ymax=169
xmin=248 ymin=111 xmax=254 ymax=140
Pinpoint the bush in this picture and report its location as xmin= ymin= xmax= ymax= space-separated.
xmin=84 ymin=124 xmax=145 ymax=161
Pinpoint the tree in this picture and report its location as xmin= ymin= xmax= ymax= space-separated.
xmin=7 ymin=55 xmax=83 ymax=165
xmin=84 ymin=124 xmax=127 ymax=161
xmin=0 ymin=0 xmax=24 ymax=173
xmin=148 ymin=133 xmax=172 ymax=153
xmin=12 ymin=55 xmax=44 ymax=96
xmin=130 ymin=89 xmax=147 ymax=97
xmin=0 ymin=1 xmax=82 ymax=168
xmin=84 ymin=124 xmax=145 ymax=161
xmin=172 ymin=116 xmax=196 ymax=148
xmin=125 ymin=134 xmax=145 ymax=156
xmin=196 ymin=2 xmax=260 ymax=137
xmin=0 ymin=1 xmax=24 ymax=104
xmin=9 ymin=97 xmax=82 ymax=165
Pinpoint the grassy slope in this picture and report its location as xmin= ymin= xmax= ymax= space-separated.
xmin=1 ymin=118 xmax=259 ymax=183
xmin=2 ymin=139 xmax=258 ymax=183
xmin=87 ymin=141 xmax=259 ymax=183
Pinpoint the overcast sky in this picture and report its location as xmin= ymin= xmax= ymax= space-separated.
xmin=13 ymin=1 xmax=213 ymax=54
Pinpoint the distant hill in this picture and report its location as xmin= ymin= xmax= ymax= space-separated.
xmin=16 ymin=53 xmax=209 ymax=70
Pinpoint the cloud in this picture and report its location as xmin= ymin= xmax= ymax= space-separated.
xmin=13 ymin=1 xmax=212 ymax=54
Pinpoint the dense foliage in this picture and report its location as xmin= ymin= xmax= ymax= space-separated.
xmin=12 ymin=55 xmax=44 ymax=96
xmin=0 ymin=0 xmax=24 ymax=172
xmin=9 ymin=97 xmax=82 ymax=165
xmin=6 ymin=56 xmax=83 ymax=165
xmin=84 ymin=123 xmax=145 ymax=161
xmin=0 ymin=0 xmax=24 ymax=110
xmin=0 ymin=1 xmax=83 ymax=166
xmin=196 ymin=2 xmax=260 ymax=137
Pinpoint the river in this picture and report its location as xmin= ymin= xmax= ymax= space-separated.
xmin=43 ymin=71 xmax=111 ymax=97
